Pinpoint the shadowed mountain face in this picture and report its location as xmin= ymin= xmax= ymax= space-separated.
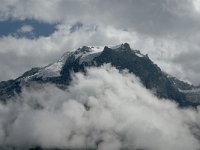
xmin=0 ymin=43 xmax=199 ymax=107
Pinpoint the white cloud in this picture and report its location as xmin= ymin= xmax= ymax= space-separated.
xmin=1 ymin=0 xmax=200 ymax=84
xmin=0 ymin=22 xmax=199 ymax=84
xmin=1 ymin=1 xmax=200 ymax=149
xmin=193 ymin=0 xmax=200 ymax=12
xmin=18 ymin=25 xmax=34 ymax=33
xmin=0 ymin=65 xmax=199 ymax=149
xmin=0 ymin=23 xmax=139 ymax=81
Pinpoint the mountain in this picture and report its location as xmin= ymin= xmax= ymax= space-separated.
xmin=0 ymin=43 xmax=199 ymax=107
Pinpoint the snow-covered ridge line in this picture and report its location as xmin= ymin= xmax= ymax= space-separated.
xmin=88 ymin=46 xmax=104 ymax=52
xmin=179 ymin=88 xmax=200 ymax=93
xmin=23 ymin=52 xmax=72 ymax=80
xmin=22 ymin=43 xmax=146 ymax=81
xmin=79 ymin=52 xmax=102 ymax=64
xmin=38 ymin=51 xmax=71 ymax=78
xmin=109 ymin=44 xmax=122 ymax=49
xmin=78 ymin=46 xmax=104 ymax=64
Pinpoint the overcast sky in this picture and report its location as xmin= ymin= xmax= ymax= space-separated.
xmin=1 ymin=0 xmax=200 ymax=84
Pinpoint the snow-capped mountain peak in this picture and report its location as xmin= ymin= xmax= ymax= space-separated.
xmin=4 ymin=43 xmax=199 ymax=107
xmin=20 ymin=43 xmax=148 ymax=81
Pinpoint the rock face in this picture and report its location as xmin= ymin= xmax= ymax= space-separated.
xmin=168 ymin=76 xmax=200 ymax=104
xmin=0 ymin=43 xmax=199 ymax=107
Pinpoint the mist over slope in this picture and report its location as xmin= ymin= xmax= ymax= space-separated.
xmin=0 ymin=65 xmax=200 ymax=150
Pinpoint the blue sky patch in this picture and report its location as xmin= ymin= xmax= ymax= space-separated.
xmin=0 ymin=19 xmax=57 ymax=38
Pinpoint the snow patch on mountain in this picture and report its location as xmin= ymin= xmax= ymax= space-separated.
xmin=109 ymin=44 xmax=122 ymax=49
xmin=38 ymin=52 xmax=71 ymax=78
xmin=78 ymin=46 xmax=103 ymax=64
xmin=179 ymin=88 xmax=200 ymax=94
xmin=135 ymin=52 xmax=144 ymax=57
xmin=79 ymin=52 xmax=101 ymax=64
xmin=89 ymin=46 xmax=104 ymax=52
xmin=22 ymin=44 xmax=146 ymax=80
xmin=23 ymin=52 xmax=71 ymax=80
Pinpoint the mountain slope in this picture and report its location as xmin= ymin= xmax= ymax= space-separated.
xmin=0 ymin=43 xmax=199 ymax=107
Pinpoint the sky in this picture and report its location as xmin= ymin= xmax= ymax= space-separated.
xmin=0 ymin=0 xmax=200 ymax=84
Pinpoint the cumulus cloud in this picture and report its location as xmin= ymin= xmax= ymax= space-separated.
xmin=0 ymin=65 xmax=199 ymax=150
xmin=193 ymin=0 xmax=200 ymax=12
xmin=18 ymin=25 xmax=34 ymax=33
xmin=1 ymin=0 xmax=200 ymax=84
xmin=0 ymin=23 xmax=139 ymax=81
xmin=0 ymin=0 xmax=199 ymax=36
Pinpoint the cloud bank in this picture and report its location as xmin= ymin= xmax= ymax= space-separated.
xmin=0 ymin=65 xmax=199 ymax=150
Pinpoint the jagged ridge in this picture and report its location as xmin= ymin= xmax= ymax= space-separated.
xmin=0 ymin=43 xmax=199 ymax=107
